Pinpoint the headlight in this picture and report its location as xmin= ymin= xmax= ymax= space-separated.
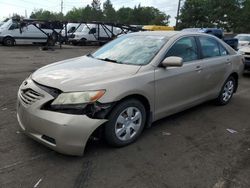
xmin=238 ymin=50 xmax=245 ymax=55
xmin=51 ymin=90 xmax=105 ymax=105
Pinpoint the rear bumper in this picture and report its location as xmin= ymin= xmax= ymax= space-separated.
xmin=17 ymin=79 xmax=107 ymax=156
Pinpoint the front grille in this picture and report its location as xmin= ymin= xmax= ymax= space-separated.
xmin=245 ymin=52 xmax=250 ymax=56
xmin=19 ymin=89 xmax=43 ymax=105
xmin=33 ymin=80 xmax=62 ymax=98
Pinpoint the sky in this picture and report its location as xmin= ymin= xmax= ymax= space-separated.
xmin=0 ymin=0 xmax=181 ymax=26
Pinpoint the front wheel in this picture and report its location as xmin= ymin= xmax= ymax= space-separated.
xmin=216 ymin=76 xmax=236 ymax=105
xmin=3 ymin=37 xmax=15 ymax=46
xmin=105 ymin=99 xmax=146 ymax=147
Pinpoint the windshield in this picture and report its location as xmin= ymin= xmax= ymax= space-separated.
xmin=0 ymin=19 xmax=12 ymax=29
xmin=235 ymin=35 xmax=250 ymax=42
xmin=91 ymin=34 xmax=167 ymax=65
xmin=75 ymin=24 xmax=86 ymax=32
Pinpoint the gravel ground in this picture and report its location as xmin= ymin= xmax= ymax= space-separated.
xmin=0 ymin=45 xmax=250 ymax=188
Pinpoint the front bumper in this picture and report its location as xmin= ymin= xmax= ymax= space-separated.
xmin=243 ymin=56 xmax=250 ymax=70
xmin=17 ymin=79 xmax=107 ymax=156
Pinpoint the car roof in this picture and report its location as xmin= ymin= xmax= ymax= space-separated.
xmin=236 ymin=34 xmax=250 ymax=36
xmin=129 ymin=31 xmax=213 ymax=39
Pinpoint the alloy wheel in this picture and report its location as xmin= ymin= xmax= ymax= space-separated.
xmin=222 ymin=80 xmax=234 ymax=102
xmin=115 ymin=107 xmax=142 ymax=141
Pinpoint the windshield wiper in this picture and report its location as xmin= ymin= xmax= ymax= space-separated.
xmin=97 ymin=58 xmax=120 ymax=63
xmin=86 ymin=53 xmax=93 ymax=57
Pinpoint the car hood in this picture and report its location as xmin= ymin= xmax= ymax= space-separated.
xmin=32 ymin=56 xmax=141 ymax=91
xmin=238 ymin=41 xmax=250 ymax=47
xmin=239 ymin=46 xmax=250 ymax=53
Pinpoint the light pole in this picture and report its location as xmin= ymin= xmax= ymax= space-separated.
xmin=61 ymin=0 xmax=63 ymax=14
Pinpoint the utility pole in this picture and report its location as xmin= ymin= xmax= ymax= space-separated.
xmin=61 ymin=0 xmax=63 ymax=14
xmin=176 ymin=0 xmax=182 ymax=28
xmin=25 ymin=9 xmax=27 ymax=18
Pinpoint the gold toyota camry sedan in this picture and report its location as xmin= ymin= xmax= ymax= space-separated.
xmin=17 ymin=31 xmax=244 ymax=156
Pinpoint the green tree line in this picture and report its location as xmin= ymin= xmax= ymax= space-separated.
xmin=178 ymin=0 xmax=250 ymax=33
xmin=30 ymin=0 xmax=170 ymax=26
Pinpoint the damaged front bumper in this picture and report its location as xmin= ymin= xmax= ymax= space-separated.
xmin=17 ymin=79 xmax=108 ymax=156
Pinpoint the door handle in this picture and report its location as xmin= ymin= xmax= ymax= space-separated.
xmin=195 ymin=65 xmax=203 ymax=71
xmin=226 ymin=59 xmax=232 ymax=64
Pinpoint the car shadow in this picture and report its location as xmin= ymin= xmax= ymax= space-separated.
xmin=83 ymin=100 xmax=214 ymax=156
xmin=243 ymin=72 xmax=250 ymax=78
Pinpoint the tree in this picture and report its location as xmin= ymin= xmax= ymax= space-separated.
xmin=117 ymin=7 xmax=133 ymax=24
xmin=30 ymin=9 xmax=64 ymax=21
xmin=91 ymin=0 xmax=101 ymax=10
xmin=103 ymin=0 xmax=117 ymax=22
xmin=65 ymin=5 xmax=97 ymax=22
xmin=30 ymin=1 xmax=170 ymax=26
xmin=207 ymin=0 xmax=242 ymax=31
xmin=178 ymin=0 xmax=246 ymax=32
xmin=235 ymin=0 xmax=250 ymax=32
xmin=117 ymin=5 xmax=170 ymax=25
xmin=91 ymin=0 xmax=103 ymax=21
xmin=178 ymin=0 xmax=211 ymax=29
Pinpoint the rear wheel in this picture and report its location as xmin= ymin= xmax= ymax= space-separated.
xmin=216 ymin=76 xmax=236 ymax=105
xmin=105 ymin=99 xmax=146 ymax=147
xmin=3 ymin=37 xmax=15 ymax=46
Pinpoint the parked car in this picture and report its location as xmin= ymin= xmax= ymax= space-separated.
xmin=60 ymin=23 xmax=84 ymax=43
xmin=17 ymin=31 xmax=244 ymax=156
xmin=61 ymin=23 xmax=83 ymax=37
xmin=182 ymin=28 xmax=239 ymax=50
xmin=68 ymin=23 xmax=122 ymax=45
xmin=0 ymin=18 xmax=8 ymax=27
xmin=236 ymin=34 xmax=250 ymax=70
xmin=0 ymin=19 xmax=62 ymax=46
xmin=235 ymin=34 xmax=250 ymax=48
xmin=0 ymin=21 xmax=4 ymax=27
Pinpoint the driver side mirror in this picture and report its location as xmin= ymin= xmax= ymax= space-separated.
xmin=162 ymin=56 xmax=183 ymax=67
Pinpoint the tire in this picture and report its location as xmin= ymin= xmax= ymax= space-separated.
xmin=216 ymin=76 xmax=236 ymax=105
xmin=80 ymin=38 xmax=86 ymax=46
xmin=105 ymin=99 xmax=146 ymax=147
xmin=71 ymin=41 xmax=78 ymax=46
xmin=47 ymin=38 xmax=56 ymax=46
xmin=3 ymin=37 xmax=15 ymax=46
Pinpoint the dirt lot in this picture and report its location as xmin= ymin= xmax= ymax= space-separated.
xmin=0 ymin=45 xmax=250 ymax=188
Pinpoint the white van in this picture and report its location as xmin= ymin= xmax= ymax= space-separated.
xmin=0 ymin=19 xmax=61 ymax=46
xmin=61 ymin=23 xmax=83 ymax=37
xmin=69 ymin=23 xmax=122 ymax=45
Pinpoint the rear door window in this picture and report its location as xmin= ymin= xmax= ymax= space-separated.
xmin=199 ymin=37 xmax=220 ymax=58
